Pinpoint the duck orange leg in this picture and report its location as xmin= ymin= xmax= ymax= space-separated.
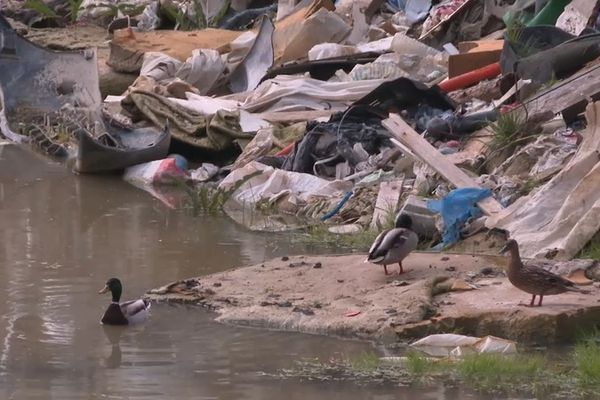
xmin=538 ymin=295 xmax=544 ymax=307
xmin=530 ymin=295 xmax=536 ymax=307
xmin=398 ymin=262 xmax=411 ymax=274
xmin=383 ymin=265 xmax=391 ymax=275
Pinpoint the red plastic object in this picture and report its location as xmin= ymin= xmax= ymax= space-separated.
xmin=345 ymin=310 xmax=361 ymax=317
xmin=438 ymin=62 xmax=501 ymax=93
xmin=275 ymin=142 xmax=295 ymax=156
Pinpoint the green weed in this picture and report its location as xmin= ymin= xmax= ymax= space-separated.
xmin=457 ymin=353 xmax=545 ymax=389
xmin=183 ymin=183 xmax=231 ymax=216
xmin=489 ymin=112 xmax=527 ymax=148
xmin=345 ymin=352 xmax=381 ymax=372
xmin=577 ymin=232 xmax=600 ymax=260
xmin=162 ymin=0 xmax=231 ymax=30
xmin=574 ymin=338 xmax=600 ymax=388
xmin=24 ymin=0 xmax=83 ymax=23
xmin=23 ymin=0 xmax=58 ymax=19
xmin=405 ymin=351 xmax=441 ymax=376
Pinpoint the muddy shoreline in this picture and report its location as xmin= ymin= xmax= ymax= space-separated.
xmin=147 ymin=252 xmax=600 ymax=345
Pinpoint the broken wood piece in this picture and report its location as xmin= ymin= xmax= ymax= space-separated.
xmin=370 ymin=177 xmax=404 ymax=230
xmin=419 ymin=0 xmax=476 ymax=40
xmin=382 ymin=113 xmax=503 ymax=217
xmin=448 ymin=40 xmax=504 ymax=78
xmin=108 ymin=0 xmax=336 ymax=73
xmin=523 ymin=62 xmax=600 ymax=120
xmin=555 ymin=0 xmax=599 ymax=36
xmin=445 ymin=129 xmax=494 ymax=167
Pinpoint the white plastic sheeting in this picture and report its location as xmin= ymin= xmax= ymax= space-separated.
xmin=140 ymin=49 xmax=225 ymax=95
xmin=410 ymin=333 xmax=517 ymax=357
xmin=273 ymin=7 xmax=352 ymax=64
xmin=486 ymin=102 xmax=600 ymax=260
xmin=219 ymin=161 xmax=352 ymax=206
xmin=308 ymin=43 xmax=359 ymax=61
xmin=222 ymin=75 xmax=387 ymax=113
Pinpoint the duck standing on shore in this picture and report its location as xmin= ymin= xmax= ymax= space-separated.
xmin=99 ymin=278 xmax=151 ymax=325
xmin=366 ymin=213 xmax=418 ymax=275
xmin=500 ymin=239 xmax=583 ymax=307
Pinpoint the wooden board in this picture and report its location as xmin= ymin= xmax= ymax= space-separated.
xmin=383 ymin=114 xmax=503 ymax=217
xmin=108 ymin=28 xmax=243 ymax=73
xmin=108 ymin=0 xmax=333 ymax=73
xmin=523 ymin=62 xmax=600 ymax=119
xmin=370 ymin=178 xmax=404 ymax=230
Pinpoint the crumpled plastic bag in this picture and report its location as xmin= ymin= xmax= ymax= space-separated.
xmin=124 ymin=158 xmax=188 ymax=186
xmin=308 ymin=43 xmax=359 ymax=61
xmin=411 ymin=333 xmax=517 ymax=357
xmin=427 ymin=187 xmax=492 ymax=249
xmin=190 ymin=163 xmax=219 ymax=182
xmin=220 ymin=161 xmax=352 ymax=207
xmin=140 ymin=49 xmax=225 ymax=95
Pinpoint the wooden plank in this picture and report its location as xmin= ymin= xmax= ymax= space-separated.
xmin=523 ymin=62 xmax=600 ymax=119
xmin=382 ymin=113 xmax=504 ymax=217
xmin=108 ymin=28 xmax=242 ymax=73
xmin=370 ymin=178 xmax=404 ymax=230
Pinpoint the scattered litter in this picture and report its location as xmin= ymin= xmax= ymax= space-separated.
xmin=410 ymin=333 xmax=517 ymax=357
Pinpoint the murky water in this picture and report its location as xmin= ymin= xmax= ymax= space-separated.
xmin=0 ymin=144 xmax=490 ymax=399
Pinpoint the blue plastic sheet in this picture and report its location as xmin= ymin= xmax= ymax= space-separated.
xmin=427 ymin=187 xmax=492 ymax=250
xmin=387 ymin=0 xmax=407 ymax=11
xmin=321 ymin=191 xmax=353 ymax=221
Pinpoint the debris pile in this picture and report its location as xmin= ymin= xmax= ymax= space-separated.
xmin=3 ymin=0 xmax=600 ymax=259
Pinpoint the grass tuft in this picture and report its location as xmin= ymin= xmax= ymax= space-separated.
xmin=457 ymin=353 xmax=545 ymax=389
xmin=574 ymin=338 xmax=600 ymax=388
xmin=182 ymin=183 xmax=231 ymax=216
xmin=405 ymin=351 xmax=440 ymax=376
xmin=344 ymin=352 xmax=381 ymax=372
xmin=577 ymin=232 xmax=600 ymax=259
xmin=489 ymin=112 xmax=527 ymax=148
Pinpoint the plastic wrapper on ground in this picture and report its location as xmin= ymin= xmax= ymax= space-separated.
xmin=410 ymin=333 xmax=517 ymax=357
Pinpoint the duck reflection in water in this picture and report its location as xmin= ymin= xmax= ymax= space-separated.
xmin=102 ymin=325 xmax=125 ymax=369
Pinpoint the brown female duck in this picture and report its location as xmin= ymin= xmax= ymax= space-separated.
xmin=500 ymin=239 xmax=582 ymax=307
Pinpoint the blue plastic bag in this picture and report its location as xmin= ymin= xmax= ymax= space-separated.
xmin=427 ymin=187 xmax=492 ymax=250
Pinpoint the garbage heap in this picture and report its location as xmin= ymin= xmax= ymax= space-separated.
xmin=2 ymin=0 xmax=600 ymax=260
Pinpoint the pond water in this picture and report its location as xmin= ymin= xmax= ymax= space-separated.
xmin=0 ymin=144 xmax=492 ymax=399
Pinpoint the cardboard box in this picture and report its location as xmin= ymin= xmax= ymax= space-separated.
xmin=448 ymin=40 xmax=504 ymax=78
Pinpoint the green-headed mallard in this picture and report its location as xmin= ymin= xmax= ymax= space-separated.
xmin=500 ymin=239 xmax=583 ymax=307
xmin=99 ymin=278 xmax=151 ymax=325
xmin=366 ymin=213 xmax=418 ymax=275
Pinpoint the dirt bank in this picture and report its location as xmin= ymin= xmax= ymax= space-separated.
xmin=147 ymin=252 xmax=600 ymax=345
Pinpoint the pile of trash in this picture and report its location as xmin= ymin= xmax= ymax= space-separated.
xmin=2 ymin=0 xmax=600 ymax=259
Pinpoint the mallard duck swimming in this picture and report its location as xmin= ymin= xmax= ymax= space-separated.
xmin=99 ymin=278 xmax=151 ymax=325
xmin=366 ymin=213 xmax=418 ymax=275
xmin=500 ymin=239 xmax=582 ymax=307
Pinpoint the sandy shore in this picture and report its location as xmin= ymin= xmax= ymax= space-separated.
xmin=147 ymin=252 xmax=600 ymax=344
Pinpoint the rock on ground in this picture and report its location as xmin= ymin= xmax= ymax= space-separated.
xmin=147 ymin=252 xmax=600 ymax=345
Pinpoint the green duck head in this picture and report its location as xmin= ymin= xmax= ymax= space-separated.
xmin=99 ymin=277 xmax=123 ymax=303
xmin=395 ymin=213 xmax=413 ymax=230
